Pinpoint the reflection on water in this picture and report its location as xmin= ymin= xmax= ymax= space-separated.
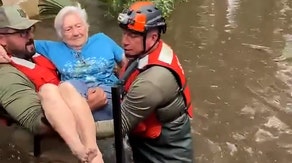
xmin=226 ymin=0 xmax=240 ymax=29
xmin=276 ymin=34 xmax=292 ymax=61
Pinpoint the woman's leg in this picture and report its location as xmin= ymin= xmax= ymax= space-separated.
xmin=58 ymin=82 xmax=103 ymax=162
xmin=38 ymin=84 xmax=89 ymax=162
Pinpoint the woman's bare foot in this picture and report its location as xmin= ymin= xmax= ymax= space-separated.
xmin=72 ymin=146 xmax=89 ymax=162
xmin=86 ymin=148 xmax=98 ymax=162
xmin=91 ymin=150 xmax=104 ymax=163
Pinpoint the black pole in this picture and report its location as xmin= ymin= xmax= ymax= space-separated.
xmin=33 ymin=135 xmax=41 ymax=157
xmin=111 ymin=85 xmax=125 ymax=163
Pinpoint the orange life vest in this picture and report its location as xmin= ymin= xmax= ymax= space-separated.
xmin=10 ymin=54 xmax=60 ymax=91
xmin=120 ymin=41 xmax=193 ymax=139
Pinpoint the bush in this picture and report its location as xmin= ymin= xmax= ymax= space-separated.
xmin=99 ymin=0 xmax=183 ymax=17
xmin=38 ymin=0 xmax=185 ymax=19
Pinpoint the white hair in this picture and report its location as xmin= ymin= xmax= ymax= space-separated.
xmin=54 ymin=4 xmax=89 ymax=38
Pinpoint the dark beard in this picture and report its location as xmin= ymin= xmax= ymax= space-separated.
xmin=10 ymin=39 xmax=36 ymax=59
xmin=125 ymin=53 xmax=135 ymax=59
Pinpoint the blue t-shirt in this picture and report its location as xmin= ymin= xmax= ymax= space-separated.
xmin=34 ymin=33 xmax=123 ymax=88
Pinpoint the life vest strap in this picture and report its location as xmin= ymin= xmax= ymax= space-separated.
xmin=119 ymin=59 xmax=139 ymax=85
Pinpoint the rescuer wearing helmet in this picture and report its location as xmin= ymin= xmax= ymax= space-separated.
xmin=117 ymin=1 xmax=194 ymax=162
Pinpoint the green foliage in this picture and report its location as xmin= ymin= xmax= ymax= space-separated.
xmin=152 ymin=0 xmax=175 ymax=17
xmin=102 ymin=0 xmax=181 ymax=18
xmin=98 ymin=0 xmax=123 ymax=17
xmin=37 ymin=0 xmax=187 ymax=19
xmin=38 ymin=0 xmax=79 ymax=18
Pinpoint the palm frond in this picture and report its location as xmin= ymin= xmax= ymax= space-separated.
xmin=38 ymin=0 xmax=79 ymax=18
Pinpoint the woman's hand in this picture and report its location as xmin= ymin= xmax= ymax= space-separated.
xmin=87 ymin=87 xmax=108 ymax=110
xmin=0 ymin=45 xmax=11 ymax=63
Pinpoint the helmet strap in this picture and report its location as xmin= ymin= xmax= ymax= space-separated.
xmin=127 ymin=31 xmax=160 ymax=60
xmin=138 ymin=32 xmax=160 ymax=59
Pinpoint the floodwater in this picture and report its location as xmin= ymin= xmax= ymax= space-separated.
xmin=1 ymin=0 xmax=292 ymax=162
xmin=166 ymin=0 xmax=292 ymax=162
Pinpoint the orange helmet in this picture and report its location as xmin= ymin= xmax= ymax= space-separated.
xmin=118 ymin=1 xmax=167 ymax=34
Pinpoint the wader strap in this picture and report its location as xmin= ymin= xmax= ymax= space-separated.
xmin=180 ymin=80 xmax=192 ymax=112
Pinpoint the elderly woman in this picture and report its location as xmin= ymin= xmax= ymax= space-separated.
xmin=35 ymin=5 xmax=126 ymax=121
xmin=33 ymin=5 xmax=126 ymax=163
